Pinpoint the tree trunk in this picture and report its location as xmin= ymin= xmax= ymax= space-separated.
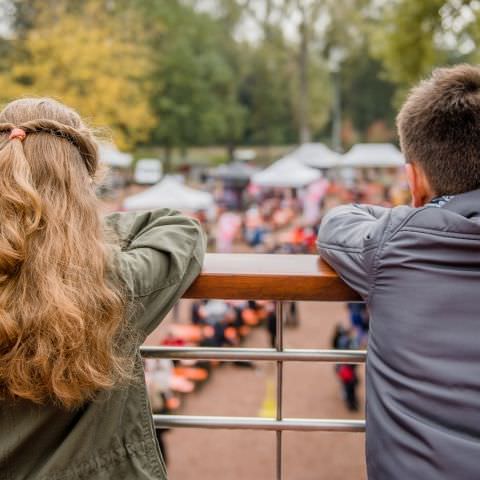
xmin=164 ymin=145 xmax=172 ymax=174
xmin=298 ymin=16 xmax=311 ymax=144
xmin=331 ymin=69 xmax=342 ymax=152
xmin=227 ymin=142 xmax=235 ymax=162
xmin=180 ymin=145 xmax=188 ymax=160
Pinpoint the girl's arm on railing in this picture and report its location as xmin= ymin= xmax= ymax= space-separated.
xmin=105 ymin=209 xmax=206 ymax=337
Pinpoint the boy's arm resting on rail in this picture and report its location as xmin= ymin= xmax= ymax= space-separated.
xmin=316 ymin=204 xmax=391 ymax=300
xmin=105 ymin=209 xmax=206 ymax=336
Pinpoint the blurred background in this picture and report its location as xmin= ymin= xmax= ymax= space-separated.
xmin=1 ymin=1 xmax=478 ymax=479
xmin=2 ymin=0 xmax=478 ymax=162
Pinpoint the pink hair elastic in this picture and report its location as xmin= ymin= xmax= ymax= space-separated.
xmin=9 ymin=128 xmax=26 ymax=142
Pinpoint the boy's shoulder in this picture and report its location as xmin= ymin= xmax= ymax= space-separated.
xmin=391 ymin=198 xmax=480 ymax=239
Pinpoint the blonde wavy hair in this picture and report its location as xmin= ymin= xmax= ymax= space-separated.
xmin=0 ymin=98 xmax=130 ymax=408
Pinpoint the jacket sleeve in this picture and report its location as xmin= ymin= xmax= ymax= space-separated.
xmin=105 ymin=209 xmax=206 ymax=337
xmin=316 ymin=204 xmax=391 ymax=300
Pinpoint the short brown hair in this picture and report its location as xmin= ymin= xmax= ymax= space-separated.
xmin=397 ymin=64 xmax=480 ymax=195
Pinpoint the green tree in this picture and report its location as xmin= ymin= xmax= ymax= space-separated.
xmin=133 ymin=0 xmax=246 ymax=163
xmin=341 ymin=51 xmax=396 ymax=140
xmin=241 ymin=33 xmax=295 ymax=145
xmin=369 ymin=0 xmax=479 ymax=99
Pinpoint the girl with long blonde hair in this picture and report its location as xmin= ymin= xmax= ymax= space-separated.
xmin=0 ymin=98 xmax=205 ymax=479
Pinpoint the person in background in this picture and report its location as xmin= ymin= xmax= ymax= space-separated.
xmin=144 ymin=358 xmax=176 ymax=465
xmin=215 ymin=208 xmax=241 ymax=252
xmin=347 ymin=303 xmax=369 ymax=348
xmin=318 ymin=65 xmax=480 ymax=479
xmin=0 ymin=98 xmax=206 ymax=480
xmin=331 ymin=325 xmax=359 ymax=412
xmin=265 ymin=302 xmax=277 ymax=348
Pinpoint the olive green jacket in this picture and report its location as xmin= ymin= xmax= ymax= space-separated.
xmin=0 ymin=209 xmax=206 ymax=480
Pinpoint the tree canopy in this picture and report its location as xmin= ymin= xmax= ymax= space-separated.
xmin=371 ymin=0 xmax=480 ymax=101
xmin=0 ymin=1 xmax=154 ymax=149
xmin=0 ymin=0 xmax=475 ymax=154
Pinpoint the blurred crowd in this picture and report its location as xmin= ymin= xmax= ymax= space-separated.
xmin=116 ymin=165 xmax=411 ymax=453
xmin=208 ymin=167 xmax=409 ymax=256
xmin=144 ymin=298 xmax=300 ymax=463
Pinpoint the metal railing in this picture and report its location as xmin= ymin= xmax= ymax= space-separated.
xmin=141 ymin=253 xmax=365 ymax=480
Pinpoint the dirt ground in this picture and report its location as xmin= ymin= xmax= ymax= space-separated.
xmin=150 ymin=301 xmax=367 ymax=480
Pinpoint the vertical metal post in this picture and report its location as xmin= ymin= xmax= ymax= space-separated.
xmin=275 ymin=301 xmax=284 ymax=480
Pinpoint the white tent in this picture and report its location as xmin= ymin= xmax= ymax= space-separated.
xmin=289 ymin=143 xmax=341 ymax=169
xmin=123 ymin=176 xmax=214 ymax=211
xmin=98 ymin=143 xmax=133 ymax=168
xmin=341 ymin=143 xmax=404 ymax=168
xmin=252 ymin=158 xmax=321 ymax=188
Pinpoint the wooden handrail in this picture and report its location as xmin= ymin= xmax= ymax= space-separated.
xmin=183 ymin=254 xmax=360 ymax=301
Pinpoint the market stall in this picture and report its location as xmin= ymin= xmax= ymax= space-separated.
xmin=252 ymin=157 xmax=321 ymax=188
xmin=123 ymin=176 xmax=214 ymax=212
xmin=288 ymin=143 xmax=340 ymax=169
xmin=340 ymin=143 xmax=404 ymax=168
xmin=209 ymin=161 xmax=259 ymax=209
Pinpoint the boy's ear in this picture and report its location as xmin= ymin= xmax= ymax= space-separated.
xmin=405 ymin=162 xmax=435 ymax=208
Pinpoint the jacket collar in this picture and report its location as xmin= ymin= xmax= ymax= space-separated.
xmin=442 ymin=189 xmax=480 ymax=219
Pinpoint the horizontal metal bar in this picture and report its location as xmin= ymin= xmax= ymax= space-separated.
xmin=153 ymin=415 xmax=365 ymax=432
xmin=141 ymin=346 xmax=366 ymax=363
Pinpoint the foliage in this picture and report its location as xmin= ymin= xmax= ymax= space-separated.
xmin=242 ymin=31 xmax=297 ymax=145
xmin=370 ymin=0 xmax=480 ymax=102
xmin=0 ymin=1 xmax=154 ymax=149
xmin=290 ymin=55 xmax=333 ymax=138
xmin=132 ymin=0 xmax=247 ymax=158
xmin=3 ymin=0 xmax=475 ymax=153
xmin=341 ymin=51 xmax=396 ymax=137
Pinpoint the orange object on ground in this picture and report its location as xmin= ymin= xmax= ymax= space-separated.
xmin=256 ymin=306 xmax=268 ymax=321
xmin=224 ymin=326 xmax=238 ymax=342
xmin=203 ymin=325 xmax=215 ymax=338
xmin=242 ymin=309 xmax=260 ymax=326
xmin=239 ymin=325 xmax=251 ymax=337
xmin=169 ymin=324 xmax=203 ymax=343
xmin=166 ymin=396 xmax=181 ymax=410
xmin=173 ymin=367 xmax=208 ymax=382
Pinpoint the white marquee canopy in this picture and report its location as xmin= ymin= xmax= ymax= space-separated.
xmin=289 ymin=142 xmax=341 ymax=169
xmin=341 ymin=143 xmax=404 ymax=168
xmin=98 ymin=143 xmax=133 ymax=168
xmin=252 ymin=158 xmax=321 ymax=188
xmin=123 ymin=176 xmax=214 ymax=212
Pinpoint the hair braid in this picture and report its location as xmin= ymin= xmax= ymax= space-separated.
xmin=19 ymin=119 xmax=98 ymax=176
xmin=0 ymin=123 xmax=16 ymax=135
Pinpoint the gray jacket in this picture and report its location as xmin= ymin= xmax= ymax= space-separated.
xmin=317 ymin=189 xmax=480 ymax=480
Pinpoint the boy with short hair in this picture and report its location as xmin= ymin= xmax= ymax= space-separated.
xmin=317 ymin=64 xmax=480 ymax=479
